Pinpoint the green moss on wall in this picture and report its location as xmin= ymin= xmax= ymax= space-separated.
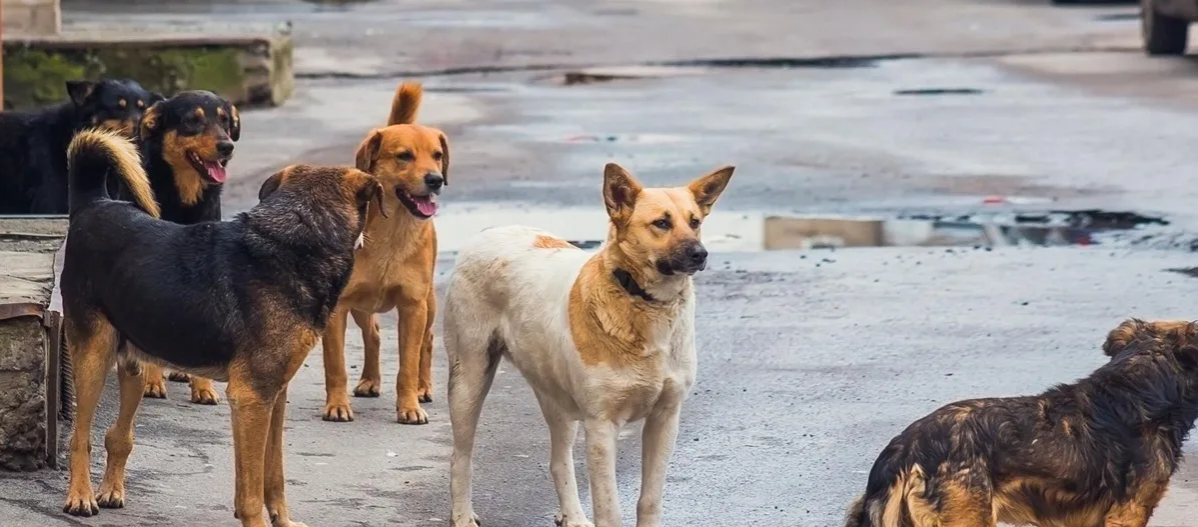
xmin=2 ymin=37 xmax=292 ymax=110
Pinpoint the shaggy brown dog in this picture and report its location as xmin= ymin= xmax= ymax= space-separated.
xmin=845 ymin=319 xmax=1198 ymax=527
xmin=320 ymin=80 xmax=447 ymax=424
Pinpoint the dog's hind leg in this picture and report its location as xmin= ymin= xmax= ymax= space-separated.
xmin=535 ymin=395 xmax=592 ymax=527
xmin=321 ymin=306 xmax=355 ymax=422
xmin=1104 ymin=479 xmax=1169 ymax=527
xmin=445 ymin=297 xmax=501 ymax=527
xmin=417 ymin=286 xmax=436 ymax=403
xmin=189 ymin=376 xmax=222 ymax=405
xmin=96 ymin=357 xmax=146 ymax=509
xmin=63 ymin=316 xmax=118 ymax=517
xmin=350 ymin=309 xmax=382 ymax=398
xmin=168 ymin=371 xmax=191 ymax=382
xmin=142 ymin=362 xmax=169 ymax=399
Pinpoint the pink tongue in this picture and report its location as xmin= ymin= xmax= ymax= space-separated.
xmin=413 ymin=195 xmax=438 ymax=216
xmin=205 ymin=162 xmax=228 ymax=183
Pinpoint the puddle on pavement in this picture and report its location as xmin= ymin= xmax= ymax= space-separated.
xmin=893 ymin=88 xmax=985 ymax=96
xmin=433 ymin=205 xmax=1166 ymax=254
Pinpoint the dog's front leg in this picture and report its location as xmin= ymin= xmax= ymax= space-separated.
xmin=585 ymin=419 xmax=622 ymax=527
xmin=395 ymin=291 xmax=429 ymax=424
xmin=228 ymin=379 xmax=274 ymax=527
xmin=635 ymin=405 xmax=681 ymax=527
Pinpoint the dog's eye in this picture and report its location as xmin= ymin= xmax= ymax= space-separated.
xmin=689 ymin=218 xmax=701 ymax=229
xmin=652 ymin=219 xmax=672 ymax=230
xmin=432 ymin=151 xmax=443 ymax=161
xmin=397 ymin=151 xmax=415 ymax=162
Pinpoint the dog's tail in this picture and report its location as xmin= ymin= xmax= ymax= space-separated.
xmin=844 ymin=466 xmax=931 ymax=527
xmin=67 ymin=129 xmax=161 ymax=218
xmin=387 ymin=81 xmax=423 ymax=126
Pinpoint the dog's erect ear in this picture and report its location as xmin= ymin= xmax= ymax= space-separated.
xmin=1103 ymin=318 xmax=1146 ymax=358
xmin=228 ymin=103 xmax=242 ymax=142
xmin=139 ymin=101 xmax=163 ymax=140
xmin=148 ymin=92 xmax=166 ymax=104
xmin=258 ymin=168 xmax=288 ymax=201
xmin=688 ymin=165 xmax=735 ymax=216
xmin=603 ymin=163 xmax=643 ymax=224
xmin=354 ymin=130 xmax=383 ymax=174
xmin=438 ymin=132 xmax=450 ymax=186
xmin=66 ymin=80 xmax=96 ymax=107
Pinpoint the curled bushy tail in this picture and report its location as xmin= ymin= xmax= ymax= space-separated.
xmin=67 ymin=129 xmax=160 ymax=218
xmin=845 ymin=466 xmax=928 ymax=527
xmin=387 ymin=81 xmax=423 ymax=126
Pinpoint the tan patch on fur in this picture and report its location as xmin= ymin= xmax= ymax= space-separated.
xmin=118 ymin=98 xmax=127 ymax=109
xmin=136 ymin=99 xmax=145 ymax=109
xmin=97 ymin=118 xmax=136 ymax=138
xmin=162 ymin=129 xmax=220 ymax=206
xmin=533 ymin=235 xmax=575 ymax=249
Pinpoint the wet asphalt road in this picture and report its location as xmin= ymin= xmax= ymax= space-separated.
xmin=9 ymin=0 xmax=1198 ymax=526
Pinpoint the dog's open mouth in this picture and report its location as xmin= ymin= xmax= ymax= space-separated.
xmin=396 ymin=188 xmax=438 ymax=219
xmin=186 ymin=151 xmax=230 ymax=184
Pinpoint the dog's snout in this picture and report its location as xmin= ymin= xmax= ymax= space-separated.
xmin=686 ymin=243 xmax=708 ymax=266
xmin=216 ymin=141 xmax=235 ymax=157
xmin=424 ymin=172 xmax=445 ymax=192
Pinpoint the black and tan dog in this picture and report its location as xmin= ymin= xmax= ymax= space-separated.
xmin=0 ymin=79 xmax=161 ymax=214
xmin=60 ymin=129 xmax=383 ymax=526
xmin=845 ymin=319 xmax=1198 ymax=527
xmin=120 ymin=90 xmax=241 ymax=405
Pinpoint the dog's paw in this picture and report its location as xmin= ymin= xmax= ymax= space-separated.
xmin=190 ymin=384 xmax=221 ymax=405
xmin=168 ymin=371 xmax=191 ymax=382
xmin=96 ymin=487 xmax=126 ymax=509
xmin=143 ymin=378 xmax=168 ymax=399
xmin=396 ymin=404 xmax=428 ymax=425
xmin=417 ymin=383 xmax=433 ymax=403
xmin=555 ymin=512 xmax=593 ymax=527
xmin=451 ymin=511 xmax=481 ymax=527
xmin=353 ymin=378 xmax=381 ymax=398
xmin=270 ymin=513 xmax=308 ymax=527
xmin=63 ymin=492 xmax=100 ymax=517
xmin=322 ymin=401 xmax=354 ymax=422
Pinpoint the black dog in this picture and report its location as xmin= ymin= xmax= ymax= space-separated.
xmin=116 ymin=90 xmax=240 ymax=403
xmin=0 ymin=79 xmax=161 ymax=214
xmin=60 ymin=128 xmax=382 ymax=525
xmin=845 ymin=318 xmax=1198 ymax=527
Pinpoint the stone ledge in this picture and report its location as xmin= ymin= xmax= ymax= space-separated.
xmin=2 ymin=26 xmax=294 ymax=110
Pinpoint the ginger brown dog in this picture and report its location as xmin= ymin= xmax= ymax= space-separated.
xmin=60 ymin=129 xmax=382 ymax=526
xmin=320 ymin=80 xmax=447 ymax=424
xmin=845 ymin=318 xmax=1198 ymax=527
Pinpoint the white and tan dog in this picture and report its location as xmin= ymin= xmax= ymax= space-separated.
xmin=443 ymin=162 xmax=734 ymax=527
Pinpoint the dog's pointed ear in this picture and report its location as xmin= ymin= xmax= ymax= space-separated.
xmin=139 ymin=101 xmax=163 ymax=141
xmin=1103 ymin=318 xmax=1145 ymax=358
xmin=148 ymin=92 xmax=166 ymax=104
xmin=66 ymin=80 xmax=96 ymax=107
xmin=438 ymin=132 xmax=450 ymax=186
xmin=258 ymin=167 xmax=289 ymax=201
xmin=688 ymin=165 xmax=735 ymax=216
xmin=354 ymin=130 xmax=383 ymax=174
xmin=603 ymin=163 xmax=642 ymax=224
xmin=228 ymin=103 xmax=242 ymax=142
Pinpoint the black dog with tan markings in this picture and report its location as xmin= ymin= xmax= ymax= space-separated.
xmin=60 ymin=129 xmax=383 ymax=527
xmin=845 ymin=319 xmax=1198 ymax=527
xmin=124 ymin=90 xmax=241 ymax=405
